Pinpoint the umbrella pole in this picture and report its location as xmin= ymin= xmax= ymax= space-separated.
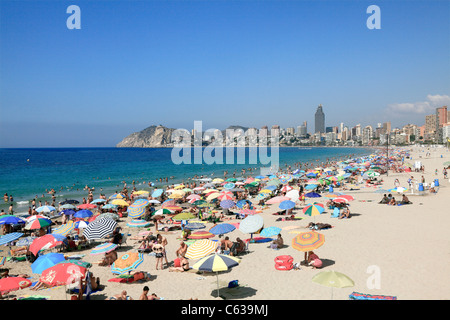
xmin=216 ymin=273 xmax=220 ymax=298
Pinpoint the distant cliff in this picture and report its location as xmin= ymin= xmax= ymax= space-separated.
xmin=116 ymin=125 xmax=251 ymax=148
xmin=116 ymin=125 xmax=176 ymax=148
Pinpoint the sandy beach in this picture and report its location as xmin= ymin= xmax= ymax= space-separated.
xmin=1 ymin=145 xmax=449 ymax=301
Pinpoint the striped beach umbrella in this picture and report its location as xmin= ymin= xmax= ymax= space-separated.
xmin=127 ymin=199 xmax=149 ymax=219
xmin=153 ymin=208 xmax=173 ymax=216
xmin=24 ymin=217 xmax=52 ymax=230
xmin=36 ymin=206 xmax=56 ymax=214
xmin=127 ymin=219 xmax=151 ymax=228
xmin=209 ymin=223 xmax=236 ymax=236
xmin=280 ymin=185 xmax=293 ymax=193
xmin=0 ymin=232 xmax=24 ymax=246
xmin=29 ymin=234 xmax=67 ymax=256
xmin=52 ymin=221 xmax=75 ymax=236
xmin=220 ymin=199 xmax=235 ymax=209
xmin=292 ymin=231 xmax=325 ymax=252
xmin=90 ymin=243 xmax=118 ymax=255
xmin=192 ymin=253 xmax=241 ymax=297
xmin=111 ymin=252 xmax=144 ymax=275
xmin=185 ymin=239 xmax=218 ymax=260
xmin=239 ymin=209 xmax=257 ymax=216
xmin=303 ymin=203 xmax=325 ymax=216
xmin=74 ymin=220 xmax=89 ymax=229
xmin=188 ymin=231 xmax=214 ymax=239
xmin=82 ymin=217 xmax=117 ymax=240
xmin=337 ymin=195 xmax=354 ymax=201
xmin=217 ymin=191 xmax=235 ymax=201
xmin=332 ymin=197 xmax=349 ymax=204
xmin=16 ymin=236 xmax=37 ymax=247
xmin=109 ymin=193 xmax=125 ymax=200
xmin=96 ymin=212 xmax=120 ymax=221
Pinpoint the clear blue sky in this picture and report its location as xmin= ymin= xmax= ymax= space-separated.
xmin=1 ymin=0 xmax=449 ymax=147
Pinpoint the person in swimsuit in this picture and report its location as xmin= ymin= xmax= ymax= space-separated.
xmin=168 ymin=257 xmax=190 ymax=272
xmin=153 ymin=240 xmax=164 ymax=270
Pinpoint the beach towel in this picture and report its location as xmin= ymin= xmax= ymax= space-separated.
xmin=18 ymin=295 xmax=50 ymax=300
xmin=349 ymin=292 xmax=397 ymax=300
xmin=0 ymin=257 xmax=5 ymax=267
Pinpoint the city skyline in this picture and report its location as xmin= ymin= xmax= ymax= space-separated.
xmin=1 ymin=0 xmax=449 ymax=147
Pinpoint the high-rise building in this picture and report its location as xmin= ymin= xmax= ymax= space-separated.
xmin=436 ymin=106 xmax=448 ymax=143
xmin=315 ymin=104 xmax=325 ymax=134
xmin=286 ymin=127 xmax=295 ymax=135
xmin=425 ymin=114 xmax=436 ymax=134
xmin=382 ymin=122 xmax=391 ymax=135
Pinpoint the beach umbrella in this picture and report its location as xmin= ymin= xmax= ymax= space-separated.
xmin=111 ymin=199 xmax=129 ymax=207
xmin=96 ymin=212 xmax=120 ymax=221
xmin=0 ymin=277 xmax=32 ymax=295
xmin=374 ymin=189 xmax=389 ymax=194
xmin=59 ymin=209 xmax=76 ymax=216
xmin=217 ymin=191 xmax=235 ymax=201
xmin=305 ymin=184 xmax=319 ymax=190
xmin=188 ymin=231 xmax=214 ymax=239
xmin=57 ymin=259 xmax=92 ymax=269
xmin=209 ymin=223 xmax=236 ymax=236
xmin=24 ymin=217 xmax=52 ymax=230
xmin=82 ymin=217 xmax=117 ymax=240
xmin=90 ymin=243 xmax=118 ymax=255
xmin=185 ymin=239 xmax=218 ymax=260
xmin=91 ymin=199 xmax=107 ymax=204
xmin=163 ymin=205 xmax=183 ymax=212
xmin=226 ymin=178 xmax=237 ymax=182
xmin=332 ymin=197 xmax=349 ymax=204
xmin=266 ymin=196 xmax=290 ymax=204
xmin=239 ymin=214 xmax=264 ymax=234
xmin=15 ymin=236 xmax=37 ymax=247
xmin=40 ymin=262 xmax=87 ymax=287
xmin=212 ymin=178 xmax=224 ymax=183
xmin=151 ymin=189 xmax=164 ymax=198
xmin=187 ymin=194 xmax=201 ymax=200
xmin=285 ymin=190 xmax=300 ymax=201
xmin=192 ymin=253 xmax=241 ymax=297
xmin=338 ymin=195 xmax=354 ymax=201
xmin=173 ymin=212 xmax=196 ymax=221
xmin=259 ymin=189 xmax=273 ymax=194
xmin=292 ymin=231 xmax=325 ymax=252
xmin=52 ymin=221 xmax=75 ymax=236
xmin=236 ymin=199 xmax=252 ymax=209
xmin=365 ymin=171 xmax=380 ymax=178
xmin=0 ymin=216 xmax=26 ymax=225
xmin=0 ymin=232 xmax=24 ymax=246
xmin=305 ymin=192 xmax=321 ymax=198
xmin=127 ymin=199 xmax=149 ymax=219
xmin=127 ymin=219 xmax=151 ymax=228
xmin=60 ymin=204 xmax=76 ymax=210
xmin=169 ymin=191 xmax=185 ymax=199
xmin=148 ymin=199 xmax=161 ymax=205
xmin=220 ymin=200 xmax=235 ymax=209
xmin=31 ymin=252 xmax=66 ymax=274
xmin=109 ymin=193 xmax=125 ymax=200
xmin=74 ymin=220 xmax=89 ymax=229
xmin=36 ymin=206 xmax=56 ymax=214
xmin=279 ymin=200 xmax=295 ymax=210
xmin=206 ymin=192 xmax=221 ymax=202
xmin=390 ymin=187 xmax=408 ymax=193
xmin=255 ymin=193 xmax=269 ymax=201
xmin=29 ymin=234 xmax=67 ymax=256
xmin=260 ymin=226 xmax=282 ymax=238
xmin=223 ymin=183 xmax=235 ymax=189
xmin=74 ymin=209 xmax=94 ymax=219
xmin=303 ymin=203 xmax=325 ymax=216
xmin=77 ymin=203 xmax=97 ymax=210
xmin=111 ymin=252 xmax=144 ymax=275
xmin=60 ymin=200 xmax=79 ymax=205
xmin=132 ymin=190 xmax=150 ymax=196
xmin=312 ymin=271 xmax=355 ymax=299
xmin=102 ymin=204 xmax=118 ymax=210
xmin=154 ymin=208 xmax=173 ymax=216
xmin=184 ymin=223 xmax=206 ymax=230
xmin=239 ymin=209 xmax=257 ymax=216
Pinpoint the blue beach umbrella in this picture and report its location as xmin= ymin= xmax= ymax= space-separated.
xmin=223 ymin=183 xmax=235 ymax=189
xmin=236 ymin=199 xmax=252 ymax=209
xmin=305 ymin=184 xmax=318 ymax=190
xmin=279 ymin=200 xmax=296 ymax=210
xmin=16 ymin=236 xmax=37 ymax=247
xmin=260 ymin=226 xmax=282 ymax=238
xmin=59 ymin=209 xmax=76 ymax=216
xmin=220 ymin=200 xmax=235 ymax=209
xmin=305 ymin=192 xmax=321 ymax=198
xmin=127 ymin=219 xmax=151 ymax=228
xmin=74 ymin=210 xmax=94 ymax=219
xmin=0 ymin=216 xmax=26 ymax=225
xmin=31 ymin=252 xmax=65 ymax=274
xmin=306 ymin=173 xmax=317 ymax=178
xmin=209 ymin=223 xmax=236 ymax=236
xmin=102 ymin=204 xmax=118 ymax=210
xmin=184 ymin=223 xmax=207 ymax=230
xmin=151 ymin=189 xmax=163 ymax=198
xmin=0 ymin=232 xmax=24 ymax=246
xmin=90 ymin=243 xmax=118 ymax=255
xmin=91 ymin=199 xmax=107 ymax=204
xmin=36 ymin=205 xmax=56 ymax=213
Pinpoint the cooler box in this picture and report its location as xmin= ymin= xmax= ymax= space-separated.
xmin=434 ymin=179 xmax=439 ymax=187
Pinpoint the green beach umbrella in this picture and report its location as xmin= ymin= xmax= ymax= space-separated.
xmin=312 ymin=271 xmax=355 ymax=300
xmin=173 ymin=212 xmax=196 ymax=221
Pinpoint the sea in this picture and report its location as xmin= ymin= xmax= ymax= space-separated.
xmin=0 ymin=147 xmax=377 ymax=214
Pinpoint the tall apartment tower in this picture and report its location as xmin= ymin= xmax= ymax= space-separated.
xmin=315 ymin=104 xmax=325 ymax=134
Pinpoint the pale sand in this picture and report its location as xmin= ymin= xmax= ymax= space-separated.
xmin=2 ymin=145 xmax=449 ymax=300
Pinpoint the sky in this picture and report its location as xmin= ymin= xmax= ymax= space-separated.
xmin=0 ymin=0 xmax=449 ymax=147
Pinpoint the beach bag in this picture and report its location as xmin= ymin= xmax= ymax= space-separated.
xmin=228 ymin=280 xmax=239 ymax=288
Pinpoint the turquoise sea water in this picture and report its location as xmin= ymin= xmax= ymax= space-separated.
xmin=0 ymin=147 xmax=376 ymax=213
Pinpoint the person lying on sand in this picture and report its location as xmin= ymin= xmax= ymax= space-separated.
xmin=98 ymin=250 xmax=117 ymax=266
xmin=111 ymin=290 xmax=133 ymax=300
xmin=307 ymin=222 xmax=332 ymax=230
xmin=168 ymin=257 xmax=190 ymax=272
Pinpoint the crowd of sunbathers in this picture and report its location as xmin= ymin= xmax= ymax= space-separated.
xmin=379 ymin=194 xmax=412 ymax=205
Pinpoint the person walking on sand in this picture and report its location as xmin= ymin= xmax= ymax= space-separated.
xmin=153 ymin=240 xmax=164 ymax=270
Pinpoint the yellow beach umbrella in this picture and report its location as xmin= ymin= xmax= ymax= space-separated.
xmin=174 ymin=185 xmax=185 ymax=190
xmin=110 ymin=199 xmax=129 ymax=206
xmin=185 ymin=239 xmax=218 ymax=260
xmin=312 ymin=271 xmax=354 ymax=299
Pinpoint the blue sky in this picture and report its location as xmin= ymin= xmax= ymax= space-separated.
xmin=1 ymin=0 xmax=449 ymax=147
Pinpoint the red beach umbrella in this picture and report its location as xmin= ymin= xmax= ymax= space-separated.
xmin=39 ymin=262 xmax=87 ymax=287
xmin=0 ymin=277 xmax=32 ymax=295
